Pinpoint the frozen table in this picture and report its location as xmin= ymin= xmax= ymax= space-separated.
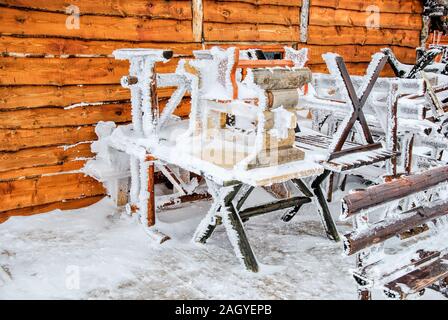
xmin=109 ymin=122 xmax=339 ymax=272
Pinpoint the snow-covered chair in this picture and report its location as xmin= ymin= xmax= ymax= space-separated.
xmin=340 ymin=165 xmax=448 ymax=300
xmin=184 ymin=46 xmax=310 ymax=170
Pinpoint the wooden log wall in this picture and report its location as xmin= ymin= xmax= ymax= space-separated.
xmin=0 ymin=0 xmax=423 ymax=222
xmin=0 ymin=0 xmax=199 ymax=223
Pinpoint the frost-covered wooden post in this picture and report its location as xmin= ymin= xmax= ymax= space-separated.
xmin=146 ymin=155 xmax=156 ymax=227
xmin=113 ymin=49 xmax=173 ymax=244
xmin=385 ymin=81 xmax=399 ymax=176
xmin=113 ymin=49 xmax=173 ymax=137
xmin=300 ymin=0 xmax=310 ymax=43
xmin=192 ymin=0 xmax=203 ymax=43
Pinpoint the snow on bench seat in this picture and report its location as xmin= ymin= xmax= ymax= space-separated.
xmin=295 ymin=131 xmax=395 ymax=172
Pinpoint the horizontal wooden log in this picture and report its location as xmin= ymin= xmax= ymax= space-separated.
xmin=203 ymin=43 xmax=417 ymax=66
xmin=0 ymin=103 xmax=131 ymax=129
xmin=204 ymin=1 xmax=299 ymax=25
xmin=342 ymin=166 xmax=448 ymax=218
xmin=0 ymin=85 xmax=128 ymax=110
xmin=0 ymin=7 xmax=193 ymax=42
xmin=209 ymin=0 xmax=301 ymax=6
xmin=343 ymin=202 xmax=448 ymax=255
xmin=309 ymin=62 xmax=396 ymax=76
xmin=0 ymin=172 xmax=105 ymax=212
xmin=204 ymin=22 xmax=299 ymax=41
xmin=0 ymin=99 xmax=190 ymax=151
xmin=0 ymin=0 xmax=192 ymax=19
xmin=0 ymin=160 xmax=86 ymax=181
xmin=0 ymin=57 xmax=179 ymax=85
xmin=310 ymin=7 xmax=422 ymax=30
xmin=305 ymin=44 xmax=417 ymax=65
xmin=307 ymin=26 xmax=420 ymax=48
xmin=308 ymin=63 xmax=395 ymax=78
xmin=239 ymin=196 xmax=311 ymax=220
xmin=0 ymin=143 xmax=92 ymax=173
xmin=1 ymin=103 xmax=132 ymax=129
xmin=0 ymin=125 xmax=97 ymax=151
xmin=0 ymin=35 xmax=200 ymax=57
xmin=311 ymin=0 xmax=422 ymax=14
xmin=0 ymin=85 xmax=188 ymax=110
xmin=204 ymin=43 xmax=295 ymax=50
xmin=0 ymin=195 xmax=105 ymax=224
xmin=252 ymin=68 xmax=311 ymax=90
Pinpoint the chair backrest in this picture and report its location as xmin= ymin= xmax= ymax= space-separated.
xmin=311 ymin=73 xmax=425 ymax=101
xmin=189 ymin=46 xmax=309 ymax=101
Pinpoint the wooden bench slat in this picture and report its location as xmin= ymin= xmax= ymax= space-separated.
xmin=296 ymin=133 xmax=394 ymax=172
xmin=322 ymin=149 xmax=394 ymax=172
xmin=296 ymin=133 xmax=363 ymax=150
xmin=341 ymin=166 xmax=448 ymax=218
xmin=384 ymin=253 xmax=448 ymax=299
xmin=343 ymin=201 xmax=448 ymax=255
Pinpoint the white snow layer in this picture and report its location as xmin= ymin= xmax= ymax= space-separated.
xmin=1 ymin=193 xmax=444 ymax=300
xmin=0 ymin=191 xmax=355 ymax=300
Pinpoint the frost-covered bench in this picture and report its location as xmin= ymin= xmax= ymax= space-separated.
xmin=297 ymin=53 xmax=399 ymax=201
xmin=340 ymin=166 xmax=448 ymax=300
xmin=300 ymin=50 xmax=448 ymax=203
xmin=309 ymin=70 xmax=448 ymax=175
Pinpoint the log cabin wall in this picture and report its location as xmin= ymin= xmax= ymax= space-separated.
xmin=0 ymin=0 xmax=423 ymax=223
xmin=0 ymin=0 xmax=199 ymax=223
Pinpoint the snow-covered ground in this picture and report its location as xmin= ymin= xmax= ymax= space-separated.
xmin=0 ymin=188 xmax=442 ymax=300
